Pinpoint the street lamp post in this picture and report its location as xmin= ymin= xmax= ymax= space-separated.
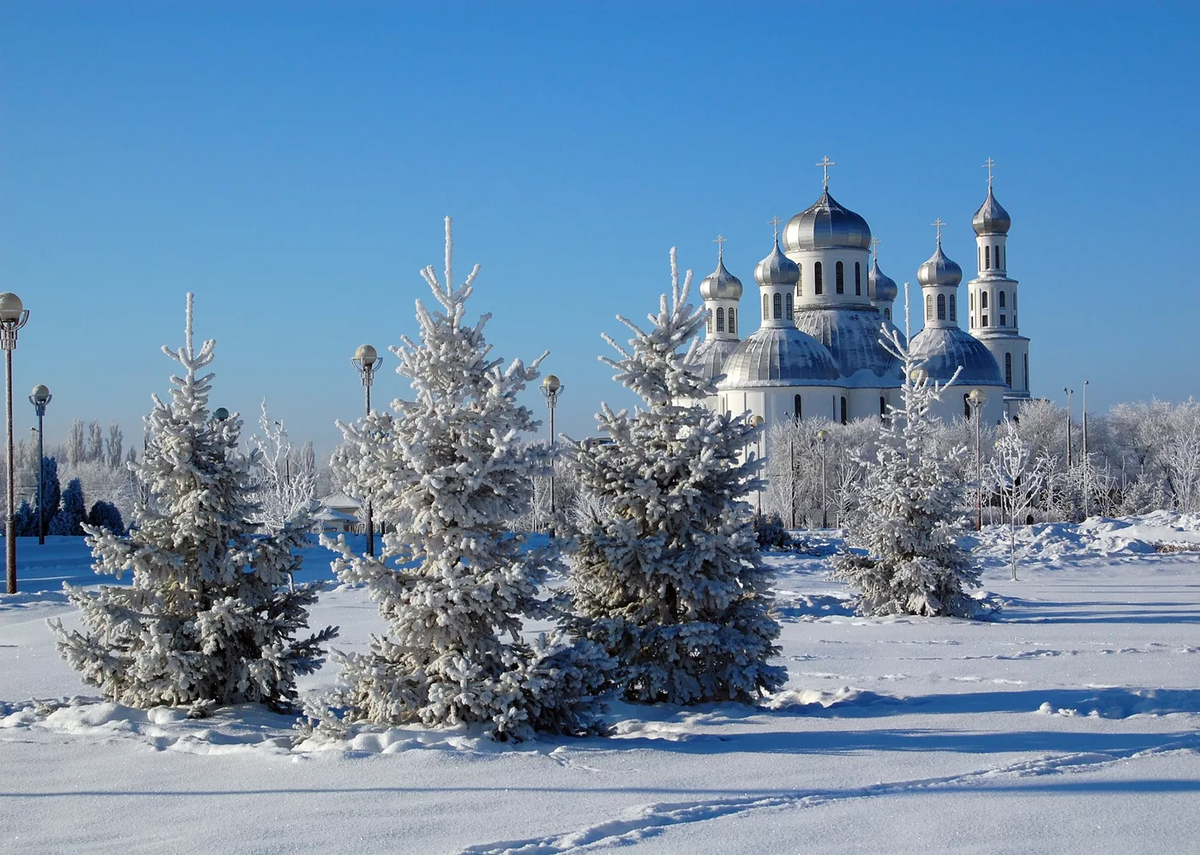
xmin=969 ymin=388 xmax=986 ymax=532
xmin=29 ymin=385 xmax=51 ymax=545
xmin=1 ymin=293 xmax=30 ymax=594
xmin=817 ymin=428 xmax=829 ymax=529
xmin=541 ymin=375 xmax=563 ymax=538
xmin=352 ymin=344 xmax=381 ymax=557
xmin=750 ymin=415 xmax=764 ymax=518
xmin=1063 ymin=387 xmax=1074 ymax=468
xmin=1082 ymin=379 xmax=1090 ymax=517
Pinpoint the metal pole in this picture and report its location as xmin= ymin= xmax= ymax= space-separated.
xmin=548 ymin=395 xmax=556 ymax=538
xmin=820 ymin=439 xmax=827 ymax=529
xmin=1064 ymin=388 xmax=1073 ymax=469
xmin=975 ymin=402 xmax=983 ymax=532
xmin=756 ymin=433 xmax=762 ymax=518
xmin=1083 ymin=380 xmax=1090 ymax=517
xmin=789 ymin=428 xmax=796 ymax=529
xmin=364 ymin=381 xmax=374 ymax=558
xmin=37 ymin=411 xmax=45 ymax=545
xmin=5 ymin=350 xmax=15 ymax=594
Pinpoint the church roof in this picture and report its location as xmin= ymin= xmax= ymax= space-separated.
xmin=717 ymin=326 xmax=840 ymax=389
xmin=689 ymin=337 xmax=741 ymax=385
xmin=909 ymin=326 xmax=1004 ymax=387
xmin=699 ymin=256 xmax=744 ymax=301
xmin=783 ymin=189 xmax=872 ymax=252
xmin=754 ymin=241 xmax=800 ymax=287
xmin=973 ymin=186 xmax=1012 ymax=236
xmin=794 ymin=305 xmax=903 ymax=386
xmin=869 ymin=257 xmax=898 ymax=303
xmin=917 ymin=239 xmax=963 ymax=288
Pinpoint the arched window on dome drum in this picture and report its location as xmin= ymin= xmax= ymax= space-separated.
xmin=855 ymin=262 xmax=862 ymax=295
xmin=729 ymin=309 xmax=736 ymax=335
xmin=884 ymin=307 xmax=891 ymax=320
xmin=994 ymin=245 xmax=1000 ymax=269
xmin=773 ymin=292 xmax=782 ymax=320
xmin=814 ymin=262 xmax=823 ymax=294
xmin=1005 ymin=352 xmax=1013 ymax=387
xmin=797 ymin=263 xmax=803 ymax=295
xmin=964 ymin=393 xmax=971 ymax=419
xmin=984 ymin=246 xmax=990 ymax=269
xmin=763 ymin=294 xmax=769 ymax=320
xmin=925 ymin=294 xmax=933 ymax=321
xmin=1013 ymin=292 xmax=1017 ymax=311
xmin=836 ymin=261 xmax=844 ymax=294
xmin=949 ymin=294 xmax=957 ymax=322
xmin=999 ymin=291 xmax=1006 ymax=308
xmin=706 ymin=309 xmax=713 ymax=334
xmin=794 ymin=395 xmax=802 ymax=420
xmin=937 ymin=294 xmax=946 ymax=320
xmin=982 ymin=313 xmax=988 ymax=327
xmin=1024 ymin=353 xmax=1029 ymax=390
xmin=785 ymin=293 xmax=793 ymax=317
xmin=716 ymin=307 xmax=724 ymax=333
xmin=970 ymin=292 xmax=974 ymax=312
xmin=840 ymin=397 xmax=847 ymax=425
xmin=1000 ymin=314 xmax=1006 ymax=327
xmin=981 ymin=291 xmax=989 ymax=309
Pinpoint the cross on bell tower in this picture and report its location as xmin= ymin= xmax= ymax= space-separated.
xmin=713 ymin=234 xmax=727 ymax=261
xmin=816 ymin=156 xmax=835 ymax=190
xmin=931 ymin=217 xmax=947 ymax=244
xmin=983 ymin=157 xmax=996 ymax=188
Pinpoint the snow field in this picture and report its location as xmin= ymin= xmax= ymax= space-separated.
xmin=2 ymin=521 xmax=1200 ymax=853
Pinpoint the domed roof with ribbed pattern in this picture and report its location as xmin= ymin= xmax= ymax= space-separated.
xmin=698 ymin=256 xmax=743 ymax=301
xmin=794 ymin=305 xmax=902 ymax=385
xmin=909 ymin=326 xmax=1004 ymax=386
xmin=689 ymin=337 xmax=741 ymax=386
xmin=869 ymin=257 xmax=898 ymax=303
xmin=754 ymin=240 xmax=800 ymax=287
xmin=783 ymin=189 xmax=872 ymax=251
xmin=972 ymin=186 xmax=1011 ymax=236
xmin=917 ymin=240 xmax=962 ymax=288
xmin=717 ymin=327 xmax=841 ymax=389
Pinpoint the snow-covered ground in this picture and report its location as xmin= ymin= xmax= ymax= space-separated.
xmin=3 ymin=517 xmax=1200 ymax=854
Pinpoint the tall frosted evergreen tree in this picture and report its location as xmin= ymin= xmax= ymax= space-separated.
xmin=51 ymin=294 xmax=336 ymax=713
xmin=832 ymin=313 xmax=981 ymax=617
xmin=323 ymin=218 xmax=611 ymax=740
xmin=49 ymin=478 xmax=86 ymax=536
xmin=565 ymin=249 xmax=785 ymax=705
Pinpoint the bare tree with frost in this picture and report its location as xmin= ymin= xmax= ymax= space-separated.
xmin=564 ymin=249 xmax=785 ymax=704
xmin=987 ymin=419 xmax=1049 ymax=580
xmin=833 ymin=297 xmax=981 ymax=618
xmin=247 ymin=401 xmax=318 ymax=533
xmin=51 ymin=293 xmax=336 ymax=714
xmin=320 ymin=218 xmax=611 ymax=741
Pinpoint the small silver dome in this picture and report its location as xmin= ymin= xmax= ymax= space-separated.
xmin=783 ymin=189 xmax=872 ymax=252
xmin=699 ymin=257 xmax=744 ymax=301
xmin=717 ymin=326 xmax=841 ymax=389
xmin=754 ymin=241 xmax=800 ymax=287
xmin=972 ymin=187 xmax=1011 ymax=236
xmin=869 ymin=258 xmax=898 ymax=303
xmin=909 ymin=326 xmax=1003 ymax=386
xmin=795 ymin=305 xmax=902 ymax=385
xmin=689 ymin=337 xmax=741 ymax=385
xmin=917 ymin=240 xmax=962 ymax=288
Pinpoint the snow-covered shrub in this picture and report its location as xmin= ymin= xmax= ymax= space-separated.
xmin=246 ymin=401 xmax=318 ymax=532
xmin=754 ymin=513 xmax=792 ymax=550
xmin=833 ymin=314 xmax=982 ymax=618
xmin=564 ymin=249 xmax=785 ymax=705
xmin=322 ymin=218 xmax=611 ymax=741
xmin=51 ymin=293 xmax=336 ymax=713
xmin=48 ymin=478 xmax=87 ymax=536
xmin=86 ymin=500 xmax=125 ymax=535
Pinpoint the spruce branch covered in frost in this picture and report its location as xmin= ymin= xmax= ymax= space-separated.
xmin=564 ymin=248 xmax=785 ymax=704
xmin=321 ymin=217 xmax=611 ymax=741
xmin=833 ymin=293 xmax=982 ymax=618
xmin=50 ymin=293 xmax=337 ymax=713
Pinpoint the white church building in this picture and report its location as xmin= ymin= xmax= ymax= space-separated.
xmin=691 ymin=161 xmax=1031 ymax=429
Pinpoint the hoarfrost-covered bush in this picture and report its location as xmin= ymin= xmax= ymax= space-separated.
xmin=50 ymin=293 xmax=337 ymax=713
xmin=564 ymin=249 xmax=785 ymax=704
xmin=833 ymin=309 xmax=982 ymax=618
xmin=322 ymin=218 xmax=611 ymax=741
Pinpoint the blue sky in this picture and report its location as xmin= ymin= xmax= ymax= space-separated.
xmin=3 ymin=1 xmax=1198 ymax=455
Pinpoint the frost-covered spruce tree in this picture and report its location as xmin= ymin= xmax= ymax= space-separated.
xmin=565 ymin=249 xmax=785 ymax=704
xmin=832 ymin=296 xmax=981 ymax=617
xmin=322 ymin=217 xmax=611 ymax=741
xmin=51 ymin=294 xmax=337 ymax=713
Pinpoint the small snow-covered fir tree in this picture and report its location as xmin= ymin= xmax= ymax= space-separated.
xmin=321 ymin=218 xmax=611 ymax=741
xmin=51 ymin=293 xmax=336 ymax=713
xmin=564 ymin=249 xmax=785 ymax=704
xmin=48 ymin=478 xmax=86 ymax=536
xmin=833 ymin=293 xmax=981 ymax=617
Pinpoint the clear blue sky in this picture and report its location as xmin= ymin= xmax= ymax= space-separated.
xmin=3 ymin=1 xmax=1198 ymax=456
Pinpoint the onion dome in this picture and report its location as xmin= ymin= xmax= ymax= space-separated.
xmin=910 ymin=326 xmax=1003 ymax=386
xmin=754 ymin=241 xmax=800 ymax=287
xmin=972 ymin=186 xmax=1011 ymax=235
xmin=795 ymin=305 xmax=902 ymax=383
xmin=783 ymin=189 xmax=872 ymax=252
xmin=717 ymin=327 xmax=841 ymax=389
xmin=917 ymin=240 xmax=962 ymax=288
xmin=869 ymin=257 xmax=898 ymax=303
xmin=699 ymin=257 xmax=744 ymax=301
xmin=689 ymin=337 xmax=741 ymax=386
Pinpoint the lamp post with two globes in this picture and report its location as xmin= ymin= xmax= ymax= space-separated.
xmin=1 ymin=292 xmax=30 ymax=594
xmin=29 ymin=385 xmax=51 ymax=545
xmin=351 ymin=344 xmax=381 ymax=557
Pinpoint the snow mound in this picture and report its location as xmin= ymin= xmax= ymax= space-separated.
xmin=969 ymin=512 xmax=1200 ymax=564
xmin=1033 ymin=687 xmax=1200 ymax=719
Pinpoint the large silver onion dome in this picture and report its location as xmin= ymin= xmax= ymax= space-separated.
xmin=689 ymin=337 xmax=741 ymax=386
xmin=869 ymin=258 xmax=898 ymax=303
xmin=972 ymin=187 xmax=1011 ymax=235
xmin=917 ymin=241 xmax=962 ymax=287
xmin=699 ymin=257 xmax=744 ymax=301
xmin=783 ymin=189 xmax=872 ymax=251
xmin=909 ymin=327 xmax=1004 ymax=386
xmin=754 ymin=241 xmax=800 ymax=287
xmin=717 ymin=327 xmax=840 ymax=389
xmin=795 ymin=306 xmax=902 ymax=384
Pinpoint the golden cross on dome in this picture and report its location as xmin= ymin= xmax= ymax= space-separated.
xmin=870 ymin=237 xmax=881 ymax=262
xmin=714 ymin=234 xmax=727 ymax=260
xmin=983 ymin=157 xmax=996 ymax=188
xmin=931 ymin=218 xmax=947 ymax=243
xmin=768 ymin=216 xmax=783 ymax=242
xmin=816 ymin=156 xmax=836 ymax=190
